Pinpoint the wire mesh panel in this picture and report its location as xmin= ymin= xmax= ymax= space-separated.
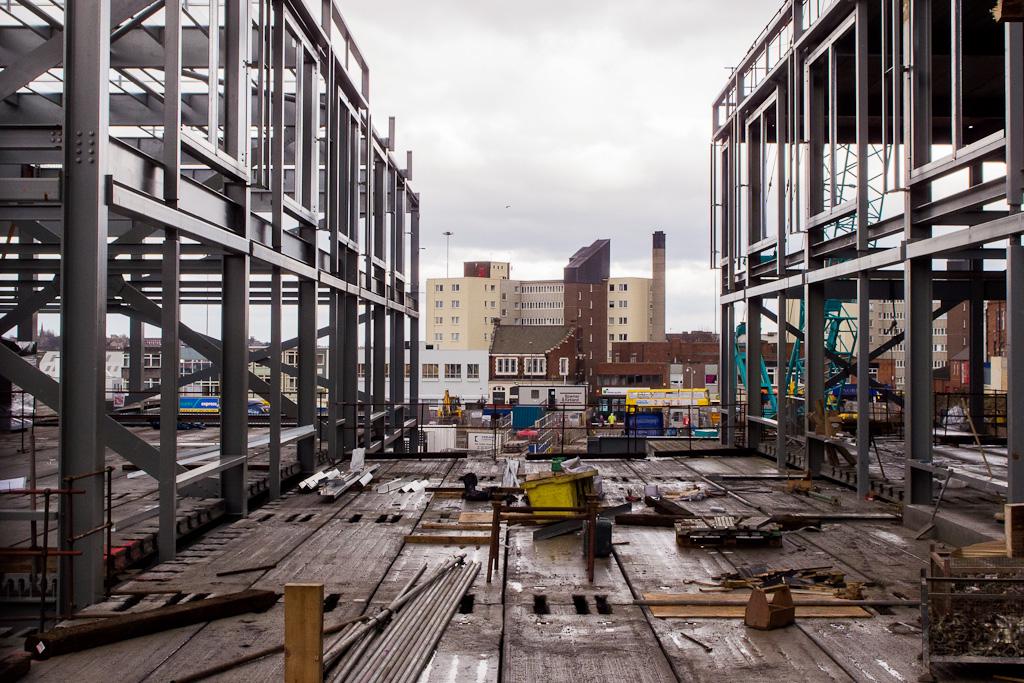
xmin=922 ymin=567 xmax=1024 ymax=666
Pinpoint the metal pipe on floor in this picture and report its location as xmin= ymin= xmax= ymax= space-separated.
xmin=342 ymin=568 xmax=462 ymax=683
xmin=322 ymin=553 xmax=466 ymax=672
xmin=395 ymin=562 xmax=480 ymax=683
xmin=374 ymin=568 xmax=469 ymax=683
xmin=332 ymin=575 xmax=450 ymax=682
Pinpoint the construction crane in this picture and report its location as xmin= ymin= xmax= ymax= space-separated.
xmin=736 ymin=299 xmax=857 ymax=418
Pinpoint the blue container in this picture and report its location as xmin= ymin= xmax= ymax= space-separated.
xmin=625 ymin=412 xmax=664 ymax=437
xmin=512 ymin=405 xmax=545 ymax=429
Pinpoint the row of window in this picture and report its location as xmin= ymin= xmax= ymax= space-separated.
xmin=433 ymin=300 xmax=497 ymax=309
xmin=494 ymin=357 xmax=545 ymax=375
xmin=515 ymin=317 xmax=564 ymax=325
xmin=433 ymin=283 xmax=461 ymax=292
xmin=421 ymin=363 xmax=481 ymax=380
xmin=608 ymin=334 xmax=628 ymax=341
xmin=608 ymin=317 xmax=628 ymax=325
xmin=609 ymin=300 xmax=628 ymax=309
xmin=609 ymin=283 xmax=629 ymax=292
xmin=434 ymin=316 xmax=461 ymax=325
xmin=519 ymin=284 xmax=563 ymax=294
xmin=433 ymin=332 xmax=460 ymax=342
xmin=518 ymin=301 xmax=560 ymax=309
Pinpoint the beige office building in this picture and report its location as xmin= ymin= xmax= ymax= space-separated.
xmin=606 ymin=277 xmax=654 ymax=351
xmin=425 ymin=262 xmax=509 ymax=350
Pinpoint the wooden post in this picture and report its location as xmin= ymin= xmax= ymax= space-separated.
xmin=487 ymin=499 xmax=501 ymax=583
xmin=1007 ymin=503 xmax=1024 ymax=558
xmin=284 ymin=583 xmax=324 ymax=683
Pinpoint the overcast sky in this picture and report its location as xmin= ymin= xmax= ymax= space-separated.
xmin=341 ymin=0 xmax=779 ymax=334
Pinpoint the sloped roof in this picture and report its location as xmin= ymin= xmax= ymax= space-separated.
xmin=489 ymin=325 xmax=574 ymax=355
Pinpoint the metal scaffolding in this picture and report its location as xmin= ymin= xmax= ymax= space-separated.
xmin=0 ymin=0 xmax=420 ymax=611
xmin=712 ymin=1 xmax=1023 ymax=506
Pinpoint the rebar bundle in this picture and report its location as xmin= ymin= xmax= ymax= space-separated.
xmin=323 ymin=556 xmax=480 ymax=683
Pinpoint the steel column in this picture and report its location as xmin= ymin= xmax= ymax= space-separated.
xmin=775 ymin=294 xmax=787 ymax=469
xmin=745 ymin=298 xmax=763 ymax=448
xmin=1008 ymin=244 xmax=1024 ymax=503
xmin=805 ymin=282 xmax=825 ymax=475
xmin=720 ymin=302 xmax=735 ymax=447
xmin=58 ymin=0 xmax=110 ymax=610
xmin=220 ymin=254 xmax=250 ymax=516
xmin=855 ymin=274 xmax=870 ymax=497
xmin=297 ymin=277 xmax=317 ymax=473
xmin=158 ymin=231 xmax=179 ymax=561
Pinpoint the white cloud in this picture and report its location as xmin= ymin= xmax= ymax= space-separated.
xmin=341 ymin=0 xmax=777 ymax=331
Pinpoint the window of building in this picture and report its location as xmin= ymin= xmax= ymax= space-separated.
xmin=618 ymin=334 xmax=627 ymax=341
xmin=435 ymin=300 xmax=443 ymax=308
xmin=451 ymin=333 xmax=460 ymax=341
xmin=559 ymin=357 xmax=569 ymax=376
xmin=619 ymin=283 xmax=628 ymax=291
xmin=609 ymin=317 xmax=615 ymax=325
xmin=618 ymin=317 xmax=627 ymax=324
xmin=405 ymin=363 xmax=412 ymax=379
xmin=618 ymin=300 xmax=628 ymax=308
xmin=144 ymin=377 xmax=160 ymax=389
xmin=423 ymin=363 xmax=439 ymax=379
xmin=495 ymin=357 xmax=518 ymax=375
xmin=144 ymin=353 xmax=161 ymax=368
xmin=357 ymin=363 xmax=366 ymax=377
xmin=445 ymin=363 xmax=461 ymax=379
xmin=609 ymin=301 xmax=615 ymax=309
xmin=451 ymin=283 xmax=460 ymax=292
xmin=434 ymin=316 xmax=443 ymax=324
xmin=609 ymin=334 xmax=615 ymax=341
xmin=451 ymin=300 xmax=460 ymax=308
xmin=451 ymin=316 xmax=460 ymax=324
xmin=524 ymin=357 xmax=546 ymax=375
xmin=467 ymin=363 xmax=480 ymax=379
xmin=434 ymin=284 xmax=444 ymax=292
xmin=434 ymin=333 xmax=443 ymax=341
xmin=608 ymin=284 xmax=615 ymax=292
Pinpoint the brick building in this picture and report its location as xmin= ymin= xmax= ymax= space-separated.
xmin=487 ymin=325 xmax=582 ymax=404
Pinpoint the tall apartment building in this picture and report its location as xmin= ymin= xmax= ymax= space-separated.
xmin=607 ymin=277 xmax=653 ymax=345
xmin=425 ymin=261 xmax=509 ymax=350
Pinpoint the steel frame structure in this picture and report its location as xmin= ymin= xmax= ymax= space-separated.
xmin=0 ymin=0 xmax=420 ymax=611
xmin=712 ymin=1 xmax=1023 ymax=508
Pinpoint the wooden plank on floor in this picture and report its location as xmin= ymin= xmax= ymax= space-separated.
xmin=646 ymin=604 xmax=870 ymax=618
xmin=403 ymin=534 xmax=491 ymax=545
